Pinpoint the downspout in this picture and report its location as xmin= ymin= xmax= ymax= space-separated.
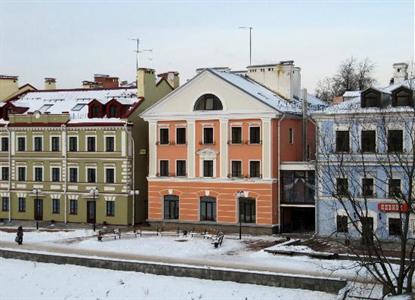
xmin=125 ymin=124 xmax=135 ymax=226
xmin=6 ymin=123 xmax=11 ymax=222
xmin=62 ymin=124 xmax=67 ymax=224
xmin=277 ymin=113 xmax=286 ymax=233
xmin=308 ymin=117 xmax=319 ymax=236
xmin=302 ymin=89 xmax=308 ymax=161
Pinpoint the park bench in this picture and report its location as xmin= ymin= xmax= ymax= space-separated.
xmin=211 ymin=231 xmax=224 ymax=248
xmin=97 ymin=228 xmax=121 ymax=241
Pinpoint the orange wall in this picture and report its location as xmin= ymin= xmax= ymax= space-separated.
xmin=148 ymin=180 xmax=278 ymax=225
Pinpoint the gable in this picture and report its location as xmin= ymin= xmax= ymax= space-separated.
xmin=141 ymin=70 xmax=278 ymax=119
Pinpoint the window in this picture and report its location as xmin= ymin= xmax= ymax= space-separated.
xmin=72 ymin=103 xmax=86 ymax=111
xmin=39 ymin=104 xmax=53 ymax=112
xmin=69 ymin=168 xmax=78 ymax=183
xmin=389 ymin=179 xmax=401 ymax=197
xmin=336 ymin=215 xmax=348 ymax=233
xmin=2 ymin=197 xmax=9 ymax=211
xmin=231 ymin=161 xmax=242 ymax=177
xmin=361 ymin=130 xmax=376 ymax=153
xmin=51 ymin=167 xmax=60 ymax=182
xmin=52 ymin=199 xmax=60 ymax=214
xmin=34 ymin=137 xmax=42 ymax=151
xmin=392 ymin=88 xmax=413 ymax=107
xmin=361 ymin=91 xmax=380 ymax=108
xmin=203 ymin=127 xmax=213 ymax=144
xmin=361 ymin=217 xmax=374 ymax=244
xmin=105 ymin=136 xmax=115 ymax=152
xmin=106 ymin=168 xmax=115 ymax=183
xmin=106 ymin=201 xmax=115 ymax=216
xmin=1 ymin=137 xmax=8 ymax=151
xmin=389 ymin=218 xmax=402 ymax=236
xmin=231 ymin=127 xmax=242 ymax=144
xmin=249 ymin=161 xmax=260 ymax=178
xmin=164 ymin=195 xmax=179 ymax=219
xmin=336 ymin=178 xmax=348 ymax=196
xmin=388 ymin=130 xmax=403 ymax=153
xmin=289 ymin=128 xmax=294 ymax=144
xmin=250 ymin=127 xmax=260 ymax=144
xmin=69 ymin=200 xmax=77 ymax=215
xmin=18 ymin=197 xmax=25 ymax=212
xmin=87 ymin=137 xmax=96 ymax=152
xmin=281 ymin=171 xmax=315 ymax=204
xmin=91 ymin=105 xmax=100 ymax=117
xmin=239 ymin=197 xmax=256 ymax=223
xmin=87 ymin=168 xmax=96 ymax=183
xmin=51 ymin=136 xmax=60 ymax=152
xmin=203 ymin=160 xmax=213 ymax=177
xmin=336 ymin=130 xmax=350 ymax=152
xmin=200 ymin=196 xmax=216 ymax=221
xmin=1 ymin=167 xmax=9 ymax=181
xmin=17 ymin=137 xmax=25 ymax=151
xmin=362 ymin=178 xmax=374 ymax=197
xmin=176 ymin=128 xmax=186 ymax=144
xmin=69 ymin=137 xmax=77 ymax=152
xmin=194 ymin=94 xmax=223 ymax=111
xmin=17 ymin=167 xmax=26 ymax=181
xmin=176 ymin=160 xmax=186 ymax=177
xmin=159 ymin=160 xmax=169 ymax=177
xmin=34 ymin=167 xmax=43 ymax=182
xmin=108 ymin=106 xmax=118 ymax=118
xmin=159 ymin=128 xmax=169 ymax=145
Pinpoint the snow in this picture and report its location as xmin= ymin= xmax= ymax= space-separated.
xmin=11 ymin=87 xmax=140 ymax=121
xmin=0 ymin=258 xmax=336 ymax=300
xmin=0 ymin=228 xmax=93 ymax=243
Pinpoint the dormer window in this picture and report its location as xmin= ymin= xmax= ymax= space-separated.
xmin=194 ymin=94 xmax=223 ymax=111
xmin=88 ymin=100 xmax=104 ymax=118
xmin=392 ymin=87 xmax=413 ymax=107
xmin=361 ymin=90 xmax=381 ymax=108
xmin=91 ymin=106 xmax=100 ymax=117
xmin=108 ymin=106 xmax=119 ymax=118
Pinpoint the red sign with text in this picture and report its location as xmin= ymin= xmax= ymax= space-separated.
xmin=378 ymin=203 xmax=409 ymax=213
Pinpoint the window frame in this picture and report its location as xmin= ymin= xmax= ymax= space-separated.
xmin=231 ymin=126 xmax=242 ymax=144
xmin=176 ymin=160 xmax=186 ymax=177
xmin=238 ymin=197 xmax=256 ymax=223
xmin=17 ymin=136 xmax=26 ymax=152
xmin=200 ymin=196 xmax=216 ymax=222
xmin=176 ymin=127 xmax=186 ymax=145
xmin=231 ymin=160 xmax=243 ymax=178
xmin=69 ymin=199 xmax=78 ymax=215
xmin=50 ymin=136 xmax=60 ymax=152
xmin=336 ymin=215 xmax=348 ymax=233
xmin=68 ymin=136 xmax=78 ymax=152
xmin=86 ymin=135 xmax=96 ymax=152
xmin=193 ymin=94 xmax=223 ymax=111
xmin=105 ymin=167 xmax=115 ymax=183
xmin=388 ymin=217 xmax=402 ymax=236
xmin=203 ymin=159 xmax=214 ymax=177
xmin=387 ymin=129 xmax=403 ymax=153
xmin=33 ymin=136 xmax=43 ymax=152
xmin=106 ymin=201 xmax=115 ymax=217
xmin=336 ymin=178 xmax=349 ymax=197
xmin=51 ymin=166 xmax=61 ymax=182
xmin=1 ymin=166 xmax=9 ymax=181
xmin=159 ymin=128 xmax=169 ymax=145
xmin=105 ymin=136 xmax=115 ymax=152
xmin=362 ymin=177 xmax=375 ymax=198
xmin=86 ymin=167 xmax=97 ymax=183
xmin=1 ymin=137 xmax=9 ymax=152
xmin=17 ymin=166 xmax=26 ymax=181
xmin=159 ymin=160 xmax=169 ymax=177
xmin=249 ymin=160 xmax=261 ymax=178
xmin=69 ymin=167 xmax=78 ymax=183
xmin=335 ymin=130 xmax=350 ymax=153
xmin=203 ymin=127 xmax=214 ymax=145
xmin=361 ymin=130 xmax=376 ymax=153
xmin=2 ymin=197 xmax=9 ymax=212
xmin=163 ymin=195 xmax=179 ymax=220
xmin=33 ymin=166 xmax=43 ymax=182
xmin=18 ymin=197 xmax=25 ymax=212
xmin=249 ymin=126 xmax=261 ymax=144
xmin=52 ymin=198 xmax=60 ymax=214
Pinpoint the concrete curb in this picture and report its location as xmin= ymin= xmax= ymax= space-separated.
xmin=0 ymin=248 xmax=346 ymax=294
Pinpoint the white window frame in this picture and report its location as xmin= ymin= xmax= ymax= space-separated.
xmin=33 ymin=166 xmax=44 ymax=182
xmin=361 ymin=176 xmax=376 ymax=198
xmin=202 ymin=126 xmax=214 ymax=145
xmin=248 ymin=125 xmax=261 ymax=144
xmin=104 ymin=167 xmax=116 ymax=183
xmin=159 ymin=127 xmax=170 ymax=145
xmin=104 ymin=135 xmax=116 ymax=152
xmin=0 ymin=136 xmax=8 ymax=152
xmin=68 ymin=135 xmax=78 ymax=152
xmin=33 ymin=135 xmax=43 ymax=152
xmin=201 ymin=159 xmax=215 ymax=178
xmin=50 ymin=135 xmax=61 ymax=152
xmin=16 ymin=165 xmax=27 ymax=181
xmin=229 ymin=124 xmax=243 ymax=144
xmin=16 ymin=136 xmax=26 ymax=152
xmin=68 ymin=166 xmax=79 ymax=183
xmin=230 ymin=160 xmax=243 ymax=178
xmin=85 ymin=135 xmax=97 ymax=152
xmin=248 ymin=160 xmax=261 ymax=178
xmin=86 ymin=166 xmax=97 ymax=183
xmin=175 ymin=126 xmax=187 ymax=145
xmin=175 ymin=159 xmax=187 ymax=177
xmin=158 ymin=159 xmax=169 ymax=177
xmin=50 ymin=166 xmax=61 ymax=182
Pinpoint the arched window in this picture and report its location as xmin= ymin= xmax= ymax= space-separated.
xmin=194 ymin=94 xmax=223 ymax=111
xmin=361 ymin=91 xmax=380 ymax=108
xmin=164 ymin=195 xmax=179 ymax=220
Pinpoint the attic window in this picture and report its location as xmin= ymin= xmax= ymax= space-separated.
xmin=39 ymin=104 xmax=53 ymax=113
xmin=72 ymin=104 xmax=87 ymax=111
xmin=108 ymin=106 xmax=119 ymax=118
xmin=194 ymin=94 xmax=223 ymax=111
xmin=392 ymin=88 xmax=413 ymax=107
xmin=361 ymin=91 xmax=380 ymax=108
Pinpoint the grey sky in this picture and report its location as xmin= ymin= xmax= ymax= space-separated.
xmin=0 ymin=0 xmax=414 ymax=93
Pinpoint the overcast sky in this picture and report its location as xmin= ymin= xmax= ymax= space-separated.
xmin=0 ymin=0 xmax=413 ymax=93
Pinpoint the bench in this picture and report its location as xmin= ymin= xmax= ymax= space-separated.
xmin=97 ymin=228 xmax=121 ymax=241
xmin=211 ymin=232 xmax=224 ymax=248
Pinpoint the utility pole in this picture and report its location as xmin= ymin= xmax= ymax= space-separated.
xmin=239 ymin=26 xmax=253 ymax=66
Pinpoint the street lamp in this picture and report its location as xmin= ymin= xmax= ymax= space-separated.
xmin=89 ymin=188 xmax=99 ymax=231
xmin=32 ymin=188 xmax=42 ymax=230
xmin=236 ymin=191 xmax=245 ymax=240
xmin=239 ymin=26 xmax=253 ymax=66
xmin=129 ymin=189 xmax=140 ymax=227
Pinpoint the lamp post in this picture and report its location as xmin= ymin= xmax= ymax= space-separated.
xmin=236 ymin=191 xmax=244 ymax=240
xmin=32 ymin=188 xmax=42 ymax=230
xmin=89 ymin=188 xmax=98 ymax=231
xmin=129 ymin=189 xmax=140 ymax=226
xmin=239 ymin=26 xmax=253 ymax=66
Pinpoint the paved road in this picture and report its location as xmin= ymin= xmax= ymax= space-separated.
xmin=0 ymin=239 xmax=375 ymax=284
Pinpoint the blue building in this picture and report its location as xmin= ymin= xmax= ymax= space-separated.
xmin=314 ymin=63 xmax=414 ymax=241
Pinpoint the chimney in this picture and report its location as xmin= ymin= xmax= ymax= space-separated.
xmin=246 ymin=61 xmax=301 ymax=100
xmin=157 ymin=71 xmax=180 ymax=89
xmin=44 ymin=78 xmax=56 ymax=90
xmin=0 ymin=75 xmax=19 ymax=101
xmin=392 ymin=62 xmax=409 ymax=84
xmin=137 ymin=68 xmax=156 ymax=98
xmin=94 ymin=74 xmax=119 ymax=88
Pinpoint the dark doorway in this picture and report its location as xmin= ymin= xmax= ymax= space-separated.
xmin=281 ymin=207 xmax=315 ymax=233
xmin=87 ymin=201 xmax=96 ymax=223
xmin=34 ymin=199 xmax=43 ymax=221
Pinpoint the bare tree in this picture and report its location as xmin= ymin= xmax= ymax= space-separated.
xmin=317 ymin=89 xmax=415 ymax=296
xmin=315 ymin=57 xmax=376 ymax=103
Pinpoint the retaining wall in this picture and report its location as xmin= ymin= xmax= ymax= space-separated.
xmin=0 ymin=248 xmax=346 ymax=294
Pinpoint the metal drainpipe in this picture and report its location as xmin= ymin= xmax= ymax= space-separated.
xmin=277 ymin=113 xmax=286 ymax=233
xmin=6 ymin=124 xmax=11 ymax=222
xmin=308 ymin=117 xmax=319 ymax=235
xmin=62 ymin=124 xmax=68 ymax=224
xmin=124 ymin=124 xmax=135 ymax=226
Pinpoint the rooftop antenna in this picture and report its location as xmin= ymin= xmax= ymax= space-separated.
xmin=129 ymin=38 xmax=140 ymax=71
xmin=239 ymin=26 xmax=253 ymax=66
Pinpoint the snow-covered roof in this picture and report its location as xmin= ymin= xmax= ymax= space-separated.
xmin=11 ymin=88 xmax=140 ymax=122
xmin=316 ymin=79 xmax=414 ymax=115
xmin=210 ymin=69 xmax=327 ymax=114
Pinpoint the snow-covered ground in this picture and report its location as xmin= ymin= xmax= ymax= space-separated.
xmin=0 ymin=258 xmax=336 ymax=300
xmin=0 ymin=227 xmax=93 ymax=243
